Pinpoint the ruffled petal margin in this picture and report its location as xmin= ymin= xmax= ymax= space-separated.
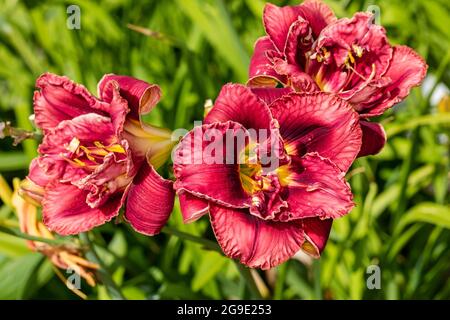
xmin=209 ymin=203 xmax=303 ymax=269
xmin=42 ymin=183 xmax=124 ymax=235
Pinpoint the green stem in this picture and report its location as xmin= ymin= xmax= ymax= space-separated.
xmin=386 ymin=113 xmax=450 ymax=137
xmin=313 ymin=259 xmax=322 ymax=300
xmin=79 ymin=232 xmax=126 ymax=300
xmin=161 ymin=226 xmax=221 ymax=252
xmin=0 ymin=225 xmax=75 ymax=247
xmin=235 ymin=261 xmax=263 ymax=299
xmin=273 ymin=261 xmax=289 ymax=300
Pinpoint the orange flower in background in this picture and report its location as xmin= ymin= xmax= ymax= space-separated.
xmin=11 ymin=179 xmax=98 ymax=294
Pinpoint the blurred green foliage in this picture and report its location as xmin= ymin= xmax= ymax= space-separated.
xmin=0 ymin=0 xmax=449 ymax=300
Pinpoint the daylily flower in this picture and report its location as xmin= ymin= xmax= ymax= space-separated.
xmin=173 ymin=84 xmax=361 ymax=269
xmin=23 ymin=73 xmax=175 ymax=235
xmin=248 ymin=0 xmax=427 ymax=157
xmin=12 ymin=180 xmax=98 ymax=288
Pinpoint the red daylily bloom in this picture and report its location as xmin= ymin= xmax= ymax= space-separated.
xmin=173 ymin=84 xmax=361 ymax=269
xmin=23 ymin=73 xmax=175 ymax=235
xmin=249 ymin=0 xmax=427 ymax=157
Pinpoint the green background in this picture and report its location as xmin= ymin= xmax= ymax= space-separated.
xmin=0 ymin=0 xmax=449 ymax=299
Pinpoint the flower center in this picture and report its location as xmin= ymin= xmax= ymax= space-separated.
xmin=237 ymin=134 xmax=297 ymax=220
xmin=240 ymin=157 xmax=294 ymax=221
xmin=240 ymin=162 xmax=263 ymax=194
xmin=64 ymin=137 xmax=126 ymax=171
xmin=310 ymin=43 xmax=373 ymax=92
xmin=343 ymin=44 xmax=366 ymax=76
xmin=238 ymin=142 xmax=271 ymax=194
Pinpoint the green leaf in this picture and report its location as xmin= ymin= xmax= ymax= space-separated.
xmin=159 ymin=282 xmax=207 ymax=299
xmin=285 ymin=267 xmax=313 ymax=299
xmin=387 ymin=224 xmax=423 ymax=261
xmin=396 ymin=203 xmax=450 ymax=233
xmin=421 ymin=0 xmax=450 ymax=39
xmin=122 ymin=286 xmax=146 ymax=300
xmin=0 ymin=252 xmax=44 ymax=299
xmin=0 ymin=232 xmax=29 ymax=258
xmin=372 ymin=165 xmax=434 ymax=218
xmin=385 ymin=113 xmax=450 ymax=137
xmin=108 ymin=230 xmax=127 ymax=258
xmin=176 ymin=0 xmax=249 ymax=81
xmin=191 ymin=250 xmax=226 ymax=291
xmin=0 ymin=152 xmax=30 ymax=171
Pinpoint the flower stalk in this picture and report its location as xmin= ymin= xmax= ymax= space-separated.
xmin=235 ymin=262 xmax=264 ymax=300
xmin=0 ymin=225 xmax=75 ymax=247
xmin=0 ymin=121 xmax=42 ymax=146
xmin=79 ymin=232 xmax=126 ymax=300
xmin=161 ymin=226 xmax=221 ymax=251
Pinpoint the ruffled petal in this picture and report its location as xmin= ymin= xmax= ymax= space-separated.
xmin=38 ymin=113 xmax=115 ymax=156
xmin=98 ymin=74 xmax=174 ymax=167
xmin=358 ymin=120 xmax=386 ymax=157
xmin=309 ymin=13 xmax=392 ymax=95
xmin=317 ymin=13 xmax=391 ymax=74
xmin=355 ymin=45 xmax=428 ymax=117
xmin=42 ymin=183 xmax=124 ymax=235
xmin=251 ymin=87 xmax=293 ymax=106
xmin=284 ymin=18 xmax=314 ymax=67
xmin=280 ymin=153 xmax=354 ymax=220
xmin=28 ymin=157 xmax=54 ymax=186
xmin=209 ymin=204 xmax=304 ymax=269
xmin=33 ymin=73 xmax=105 ymax=132
xmin=383 ymin=46 xmax=427 ymax=102
xmin=173 ymin=121 xmax=251 ymax=208
xmin=178 ymin=191 xmax=209 ymax=223
xmin=301 ymin=217 xmax=332 ymax=258
xmin=270 ymin=92 xmax=361 ymax=172
xmin=125 ymin=164 xmax=175 ymax=236
xmin=248 ymin=36 xmax=285 ymax=87
xmin=297 ymin=0 xmax=337 ymax=37
xmin=72 ymin=144 xmax=134 ymax=208
xmin=272 ymin=58 xmax=320 ymax=92
xmin=345 ymin=77 xmax=391 ymax=111
xmin=204 ymin=84 xmax=273 ymax=132
xmin=98 ymin=74 xmax=161 ymax=119
xmin=94 ymin=79 xmax=130 ymax=135
xmin=263 ymin=1 xmax=336 ymax=53
xmin=263 ymin=3 xmax=302 ymax=52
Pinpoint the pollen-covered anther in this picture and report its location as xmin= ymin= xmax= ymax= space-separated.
xmin=66 ymin=137 xmax=80 ymax=153
xmin=62 ymin=137 xmax=126 ymax=170
xmin=251 ymin=195 xmax=262 ymax=207
xmin=347 ymin=51 xmax=356 ymax=65
xmin=94 ymin=141 xmax=126 ymax=154
xmin=352 ymin=44 xmax=364 ymax=58
xmin=314 ymin=47 xmax=330 ymax=63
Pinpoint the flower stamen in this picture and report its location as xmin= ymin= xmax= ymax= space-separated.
xmin=63 ymin=138 xmax=125 ymax=170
